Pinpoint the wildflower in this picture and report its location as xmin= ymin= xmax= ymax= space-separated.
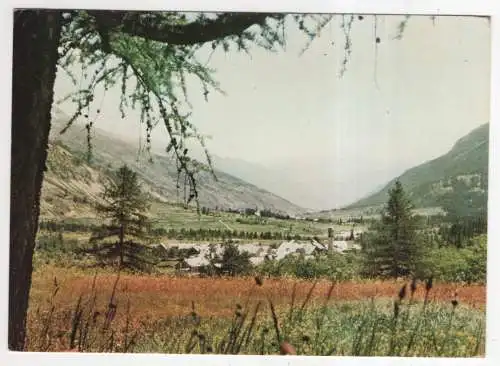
xmin=280 ymin=341 xmax=296 ymax=355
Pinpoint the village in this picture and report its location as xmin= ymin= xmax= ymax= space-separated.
xmin=152 ymin=227 xmax=364 ymax=274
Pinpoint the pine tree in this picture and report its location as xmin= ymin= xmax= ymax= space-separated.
xmin=220 ymin=243 xmax=252 ymax=276
xmin=362 ymin=180 xmax=422 ymax=278
xmin=86 ymin=164 xmax=154 ymax=271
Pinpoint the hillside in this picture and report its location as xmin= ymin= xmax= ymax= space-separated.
xmin=41 ymin=109 xmax=305 ymax=219
xmin=345 ymin=123 xmax=489 ymax=210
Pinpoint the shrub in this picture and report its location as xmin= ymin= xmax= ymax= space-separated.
xmin=258 ymin=252 xmax=361 ymax=281
xmin=419 ymin=235 xmax=486 ymax=284
xmin=220 ymin=243 xmax=253 ymax=276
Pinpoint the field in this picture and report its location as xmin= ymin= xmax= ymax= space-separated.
xmin=41 ymin=201 xmax=364 ymax=236
xmin=150 ymin=202 xmax=354 ymax=237
xmin=27 ymin=265 xmax=486 ymax=356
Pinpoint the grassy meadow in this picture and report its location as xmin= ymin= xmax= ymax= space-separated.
xmin=149 ymin=202 xmax=350 ymax=238
xmin=39 ymin=201 xmax=358 ymax=242
xmin=27 ymin=264 xmax=485 ymax=356
xmin=30 ymin=200 xmax=486 ymax=357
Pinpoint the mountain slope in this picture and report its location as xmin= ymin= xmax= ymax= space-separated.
xmin=346 ymin=123 xmax=489 ymax=210
xmin=44 ymin=109 xmax=306 ymax=216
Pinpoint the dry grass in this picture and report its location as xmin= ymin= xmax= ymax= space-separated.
xmin=26 ymin=266 xmax=486 ymax=355
xmin=29 ymin=265 xmax=485 ymax=323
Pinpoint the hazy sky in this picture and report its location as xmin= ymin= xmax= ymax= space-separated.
xmin=53 ymin=14 xmax=490 ymax=209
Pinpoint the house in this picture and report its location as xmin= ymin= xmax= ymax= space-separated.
xmin=275 ymin=240 xmax=317 ymax=261
xmin=328 ymin=240 xmax=361 ymax=253
xmin=240 ymin=242 xmax=269 ymax=257
xmin=250 ymin=256 xmax=265 ymax=266
xmin=178 ymin=255 xmax=223 ymax=274
xmin=174 ymin=259 xmax=192 ymax=272
xmin=185 ymin=256 xmax=210 ymax=268
xmin=330 ymin=240 xmax=349 ymax=252
xmin=151 ymin=243 xmax=175 ymax=260
xmin=310 ymin=239 xmax=328 ymax=252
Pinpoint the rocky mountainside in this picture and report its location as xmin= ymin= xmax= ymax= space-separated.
xmin=346 ymin=123 xmax=489 ymax=211
xmin=40 ymin=109 xmax=306 ymax=219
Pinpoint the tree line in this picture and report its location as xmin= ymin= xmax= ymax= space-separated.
xmin=39 ymin=220 xmax=99 ymax=232
xmin=151 ymin=227 xmax=314 ymax=241
xmin=39 ymin=219 xmax=317 ymax=242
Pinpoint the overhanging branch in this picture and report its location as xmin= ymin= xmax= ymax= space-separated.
xmin=88 ymin=11 xmax=282 ymax=45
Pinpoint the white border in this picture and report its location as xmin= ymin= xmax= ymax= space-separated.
xmin=1 ymin=1 xmax=499 ymax=366
xmin=3 ymin=0 xmax=497 ymax=16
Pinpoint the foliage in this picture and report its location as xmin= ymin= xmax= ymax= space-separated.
xmin=52 ymin=12 xmax=426 ymax=211
xmin=54 ymin=11 xmax=343 ymax=210
xmin=437 ymin=175 xmax=488 ymax=248
xmin=258 ymin=251 xmax=362 ymax=281
xmin=219 ymin=243 xmax=253 ymax=276
xmin=361 ymin=181 xmax=424 ymax=278
xmin=34 ymin=233 xmax=83 ymax=267
xmin=151 ymin=226 xmax=313 ymax=241
xmin=438 ymin=216 xmax=487 ymax=248
xmin=200 ymin=242 xmax=253 ymax=277
xmin=420 ymin=235 xmax=487 ymax=284
xmin=40 ymin=220 xmax=100 ymax=233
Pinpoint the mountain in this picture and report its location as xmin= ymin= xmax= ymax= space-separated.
xmin=212 ymin=155 xmax=404 ymax=211
xmin=41 ymin=108 xmax=306 ymax=218
xmin=345 ymin=123 xmax=489 ymax=210
xmin=210 ymin=156 xmax=315 ymax=212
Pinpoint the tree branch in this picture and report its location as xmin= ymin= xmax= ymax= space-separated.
xmin=88 ymin=11 xmax=281 ymax=45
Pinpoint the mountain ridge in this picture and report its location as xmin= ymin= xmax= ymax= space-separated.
xmin=344 ymin=123 xmax=489 ymax=211
xmin=43 ymin=109 xmax=306 ymax=217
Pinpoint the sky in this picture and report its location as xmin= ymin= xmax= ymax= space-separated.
xmin=53 ymin=14 xmax=491 ymax=209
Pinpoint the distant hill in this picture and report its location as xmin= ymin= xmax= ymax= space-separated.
xmin=345 ymin=123 xmax=489 ymax=211
xmin=41 ymin=109 xmax=306 ymax=219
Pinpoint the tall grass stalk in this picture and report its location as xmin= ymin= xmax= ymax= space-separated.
xmin=27 ymin=275 xmax=484 ymax=357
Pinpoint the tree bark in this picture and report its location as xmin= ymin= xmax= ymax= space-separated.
xmin=10 ymin=10 xmax=61 ymax=350
xmin=89 ymin=11 xmax=278 ymax=45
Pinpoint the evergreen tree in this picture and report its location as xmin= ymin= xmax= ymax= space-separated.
xmin=362 ymin=180 xmax=422 ymax=278
xmin=220 ymin=243 xmax=252 ymax=276
xmin=86 ymin=164 xmax=153 ymax=271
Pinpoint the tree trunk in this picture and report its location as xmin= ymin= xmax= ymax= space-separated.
xmin=10 ymin=10 xmax=61 ymax=351
xmin=119 ymin=225 xmax=125 ymax=268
